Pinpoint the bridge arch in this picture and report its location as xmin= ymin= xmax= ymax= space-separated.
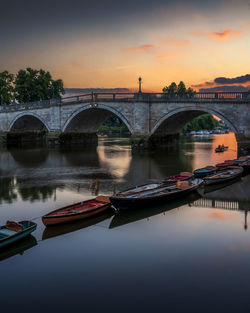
xmin=9 ymin=112 xmax=50 ymax=132
xmin=62 ymin=103 xmax=133 ymax=133
xmin=151 ymin=106 xmax=239 ymax=135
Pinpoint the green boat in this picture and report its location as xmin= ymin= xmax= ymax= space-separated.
xmin=0 ymin=221 xmax=37 ymax=248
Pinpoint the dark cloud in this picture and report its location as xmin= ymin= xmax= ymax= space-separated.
xmin=200 ymin=85 xmax=249 ymax=92
xmin=214 ymin=74 xmax=250 ymax=84
xmin=0 ymin=0 xmax=242 ymax=43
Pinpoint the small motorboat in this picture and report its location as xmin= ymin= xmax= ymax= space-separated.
xmin=215 ymin=145 xmax=228 ymax=153
xmin=110 ymin=179 xmax=203 ymax=210
xmin=203 ymin=166 xmax=243 ymax=185
xmin=0 ymin=220 xmax=37 ymax=248
xmin=163 ymin=172 xmax=193 ymax=184
xmin=42 ymin=196 xmax=111 ymax=226
xmin=193 ymin=166 xmax=217 ymax=178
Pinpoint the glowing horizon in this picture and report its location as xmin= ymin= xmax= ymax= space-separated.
xmin=1 ymin=0 xmax=250 ymax=92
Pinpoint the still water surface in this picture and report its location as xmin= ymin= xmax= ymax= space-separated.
xmin=1 ymin=133 xmax=250 ymax=313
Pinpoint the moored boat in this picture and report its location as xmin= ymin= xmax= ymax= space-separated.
xmin=194 ymin=166 xmax=217 ymax=178
xmin=163 ymin=172 xmax=193 ymax=184
xmin=234 ymin=157 xmax=248 ymax=165
xmin=0 ymin=220 xmax=37 ymax=248
xmin=203 ymin=166 xmax=243 ymax=185
xmin=216 ymin=162 xmax=232 ymax=169
xmin=110 ymin=179 xmax=203 ymax=210
xmin=42 ymin=196 xmax=111 ymax=226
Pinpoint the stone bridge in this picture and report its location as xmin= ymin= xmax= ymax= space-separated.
xmin=0 ymin=92 xmax=249 ymax=151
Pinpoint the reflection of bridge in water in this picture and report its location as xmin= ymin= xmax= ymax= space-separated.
xmin=192 ymin=198 xmax=240 ymax=211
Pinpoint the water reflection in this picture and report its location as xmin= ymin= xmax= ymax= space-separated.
xmin=1 ymin=135 xmax=250 ymax=313
xmin=42 ymin=211 xmax=114 ymax=240
xmin=191 ymin=175 xmax=250 ymax=230
xmin=0 ymin=235 xmax=37 ymax=261
xmin=109 ymin=193 xmax=201 ymax=229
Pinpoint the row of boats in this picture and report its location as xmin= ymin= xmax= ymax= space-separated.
xmin=1 ymin=155 xmax=249 ymax=249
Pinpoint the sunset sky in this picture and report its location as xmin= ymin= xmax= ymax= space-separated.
xmin=1 ymin=0 xmax=250 ymax=91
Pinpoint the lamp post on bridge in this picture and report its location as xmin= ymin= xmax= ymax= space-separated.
xmin=138 ymin=77 xmax=142 ymax=94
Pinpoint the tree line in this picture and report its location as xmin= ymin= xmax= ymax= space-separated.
xmin=182 ymin=114 xmax=219 ymax=132
xmin=0 ymin=68 xmax=64 ymax=105
xmin=162 ymin=81 xmax=196 ymax=98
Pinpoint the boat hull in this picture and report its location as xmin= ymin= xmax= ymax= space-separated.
xmin=203 ymin=168 xmax=243 ymax=185
xmin=194 ymin=169 xmax=216 ymax=178
xmin=110 ymin=181 xmax=202 ymax=210
xmin=0 ymin=221 xmax=37 ymax=249
xmin=42 ymin=202 xmax=111 ymax=226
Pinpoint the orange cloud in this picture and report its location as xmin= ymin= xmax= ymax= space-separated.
xmin=124 ymin=44 xmax=156 ymax=51
xmin=192 ymin=29 xmax=242 ymax=40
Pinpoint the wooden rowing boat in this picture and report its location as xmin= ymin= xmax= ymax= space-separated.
xmin=42 ymin=211 xmax=113 ymax=240
xmin=110 ymin=179 xmax=203 ymax=210
xmin=0 ymin=221 xmax=37 ymax=248
xmin=42 ymin=196 xmax=111 ymax=226
xmin=194 ymin=166 xmax=217 ymax=178
xmin=163 ymin=172 xmax=193 ymax=184
xmin=203 ymin=166 xmax=243 ymax=185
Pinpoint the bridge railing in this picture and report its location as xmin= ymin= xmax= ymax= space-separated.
xmin=61 ymin=91 xmax=250 ymax=103
xmin=0 ymin=91 xmax=249 ymax=110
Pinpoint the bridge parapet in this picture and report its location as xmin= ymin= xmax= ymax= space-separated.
xmin=0 ymin=91 xmax=249 ymax=112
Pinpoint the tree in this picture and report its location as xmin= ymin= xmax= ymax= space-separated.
xmin=163 ymin=81 xmax=196 ymax=98
xmin=15 ymin=68 xmax=64 ymax=103
xmin=186 ymin=87 xmax=196 ymax=98
xmin=177 ymin=81 xmax=186 ymax=97
xmin=182 ymin=114 xmax=219 ymax=132
xmin=162 ymin=82 xmax=177 ymax=97
xmin=0 ymin=71 xmax=14 ymax=105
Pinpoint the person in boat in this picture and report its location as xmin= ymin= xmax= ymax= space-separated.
xmin=222 ymin=144 xmax=224 ymax=149
xmin=218 ymin=145 xmax=221 ymax=149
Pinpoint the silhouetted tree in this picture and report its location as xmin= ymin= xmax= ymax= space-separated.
xmin=0 ymin=71 xmax=15 ymax=105
xmin=163 ymin=81 xmax=196 ymax=98
xmin=177 ymin=81 xmax=186 ymax=97
xmin=15 ymin=68 xmax=64 ymax=103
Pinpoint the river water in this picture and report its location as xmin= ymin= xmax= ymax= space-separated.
xmin=1 ymin=133 xmax=250 ymax=313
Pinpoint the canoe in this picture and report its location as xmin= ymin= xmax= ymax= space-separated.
xmin=0 ymin=221 xmax=37 ymax=248
xmin=163 ymin=172 xmax=193 ymax=184
xmin=110 ymin=179 xmax=203 ymax=210
xmin=203 ymin=166 xmax=243 ymax=185
xmin=194 ymin=166 xmax=217 ymax=178
xmin=42 ymin=195 xmax=111 ymax=226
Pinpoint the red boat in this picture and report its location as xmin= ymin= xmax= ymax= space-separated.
xmin=42 ymin=196 xmax=111 ymax=226
xmin=163 ymin=172 xmax=193 ymax=185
